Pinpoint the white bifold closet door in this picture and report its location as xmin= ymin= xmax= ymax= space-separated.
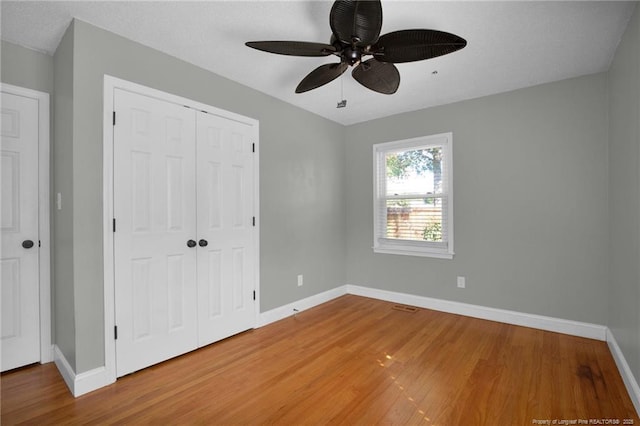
xmin=113 ymin=89 xmax=255 ymax=377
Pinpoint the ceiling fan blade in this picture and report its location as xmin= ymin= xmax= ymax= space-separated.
xmin=296 ymin=62 xmax=348 ymax=93
xmin=352 ymin=59 xmax=399 ymax=94
xmin=245 ymin=41 xmax=336 ymax=57
xmin=372 ymin=29 xmax=467 ymax=63
xmin=330 ymin=0 xmax=382 ymax=47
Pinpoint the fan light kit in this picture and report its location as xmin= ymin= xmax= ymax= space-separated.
xmin=246 ymin=0 xmax=466 ymax=95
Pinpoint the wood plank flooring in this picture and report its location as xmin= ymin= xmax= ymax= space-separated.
xmin=2 ymin=295 xmax=638 ymax=425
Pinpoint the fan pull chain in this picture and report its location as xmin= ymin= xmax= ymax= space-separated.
xmin=337 ymin=74 xmax=347 ymax=108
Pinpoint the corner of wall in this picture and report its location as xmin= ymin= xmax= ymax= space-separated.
xmin=52 ymin=17 xmax=77 ymax=373
xmin=606 ymin=0 xmax=640 ymax=398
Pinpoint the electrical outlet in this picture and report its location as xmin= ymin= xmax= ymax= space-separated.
xmin=457 ymin=276 xmax=466 ymax=289
xmin=297 ymin=274 xmax=303 ymax=287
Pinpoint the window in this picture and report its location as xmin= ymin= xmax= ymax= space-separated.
xmin=373 ymin=133 xmax=454 ymax=259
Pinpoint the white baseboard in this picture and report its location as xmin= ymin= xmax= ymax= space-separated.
xmin=257 ymin=284 xmax=606 ymax=340
xmin=53 ymin=345 xmax=76 ymax=394
xmin=257 ymin=286 xmax=348 ymax=327
xmin=51 ymin=283 xmax=636 ymax=406
xmin=606 ymin=329 xmax=640 ymax=415
xmin=346 ymin=284 xmax=608 ymax=341
xmin=53 ymin=345 xmax=114 ymax=397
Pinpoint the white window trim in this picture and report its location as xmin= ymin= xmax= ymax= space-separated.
xmin=372 ymin=133 xmax=454 ymax=259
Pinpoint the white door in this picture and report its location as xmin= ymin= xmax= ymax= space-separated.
xmin=0 ymin=91 xmax=40 ymax=371
xmin=196 ymin=112 xmax=256 ymax=347
xmin=113 ymin=89 xmax=198 ymax=377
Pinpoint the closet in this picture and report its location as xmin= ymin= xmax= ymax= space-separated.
xmin=112 ymin=88 xmax=257 ymax=377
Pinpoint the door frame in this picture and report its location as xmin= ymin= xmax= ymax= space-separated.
xmin=1 ymin=83 xmax=52 ymax=365
xmin=102 ymin=75 xmax=260 ymax=384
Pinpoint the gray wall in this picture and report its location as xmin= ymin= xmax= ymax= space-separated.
xmin=345 ymin=73 xmax=610 ymax=325
xmin=67 ymin=19 xmax=346 ymax=373
xmin=52 ymin=23 xmax=77 ymax=370
xmin=1 ymin=40 xmax=53 ymax=94
xmin=608 ymin=5 xmax=640 ymax=381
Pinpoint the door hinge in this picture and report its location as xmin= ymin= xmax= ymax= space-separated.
xmin=113 ymin=218 xmax=116 ymax=232
xmin=112 ymin=111 xmax=116 ymax=126
xmin=114 ymin=326 xmax=118 ymax=340
xmin=252 ymin=143 xmax=255 ymax=153
xmin=39 ymin=240 xmax=41 ymax=248
xmin=252 ymin=217 xmax=256 ymax=227
xmin=253 ymin=290 xmax=256 ymax=301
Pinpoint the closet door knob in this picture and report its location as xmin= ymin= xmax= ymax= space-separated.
xmin=187 ymin=239 xmax=197 ymax=248
xmin=198 ymin=239 xmax=208 ymax=247
xmin=22 ymin=240 xmax=35 ymax=249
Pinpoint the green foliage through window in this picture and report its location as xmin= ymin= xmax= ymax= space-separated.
xmin=386 ymin=147 xmax=443 ymax=193
xmin=422 ymin=221 xmax=442 ymax=242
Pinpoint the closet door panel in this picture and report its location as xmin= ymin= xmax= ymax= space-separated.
xmin=196 ymin=112 xmax=256 ymax=347
xmin=114 ymin=89 xmax=198 ymax=377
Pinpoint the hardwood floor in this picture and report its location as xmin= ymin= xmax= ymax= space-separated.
xmin=2 ymin=295 xmax=638 ymax=425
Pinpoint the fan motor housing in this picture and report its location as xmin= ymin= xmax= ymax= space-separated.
xmin=343 ymin=46 xmax=362 ymax=66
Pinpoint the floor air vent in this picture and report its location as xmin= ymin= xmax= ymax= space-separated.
xmin=392 ymin=305 xmax=419 ymax=313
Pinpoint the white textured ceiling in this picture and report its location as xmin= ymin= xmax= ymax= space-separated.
xmin=1 ymin=1 xmax=636 ymax=125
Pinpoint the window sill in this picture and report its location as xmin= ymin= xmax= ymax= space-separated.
xmin=373 ymin=246 xmax=454 ymax=259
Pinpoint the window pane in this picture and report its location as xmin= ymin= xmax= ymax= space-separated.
xmin=386 ymin=198 xmax=443 ymax=242
xmin=385 ymin=147 xmax=443 ymax=196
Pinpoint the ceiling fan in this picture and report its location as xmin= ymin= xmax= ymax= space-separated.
xmin=245 ymin=0 xmax=467 ymax=95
